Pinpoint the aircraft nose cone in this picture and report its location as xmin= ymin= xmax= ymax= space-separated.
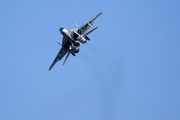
xmin=59 ymin=27 xmax=64 ymax=33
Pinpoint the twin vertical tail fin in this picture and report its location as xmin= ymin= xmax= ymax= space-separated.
xmin=85 ymin=26 xmax=98 ymax=36
xmin=63 ymin=52 xmax=71 ymax=65
xmin=74 ymin=22 xmax=79 ymax=28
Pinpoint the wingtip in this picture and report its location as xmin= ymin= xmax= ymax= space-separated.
xmin=49 ymin=67 xmax=52 ymax=71
xmin=96 ymin=12 xmax=102 ymax=18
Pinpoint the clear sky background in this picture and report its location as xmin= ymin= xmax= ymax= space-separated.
xmin=0 ymin=0 xmax=180 ymax=120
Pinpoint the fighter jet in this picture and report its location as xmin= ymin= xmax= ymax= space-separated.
xmin=49 ymin=12 xmax=102 ymax=71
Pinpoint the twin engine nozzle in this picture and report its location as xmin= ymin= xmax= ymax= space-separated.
xmin=69 ymin=44 xmax=79 ymax=53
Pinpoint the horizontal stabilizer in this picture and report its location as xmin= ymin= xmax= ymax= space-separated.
xmin=56 ymin=41 xmax=62 ymax=46
xmin=71 ymin=51 xmax=76 ymax=56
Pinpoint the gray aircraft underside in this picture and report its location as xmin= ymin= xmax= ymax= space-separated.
xmin=49 ymin=12 xmax=102 ymax=71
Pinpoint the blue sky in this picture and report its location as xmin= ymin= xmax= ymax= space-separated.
xmin=0 ymin=0 xmax=180 ymax=120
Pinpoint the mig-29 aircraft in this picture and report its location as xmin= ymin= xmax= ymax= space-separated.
xmin=49 ymin=12 xmax=102 ymax=71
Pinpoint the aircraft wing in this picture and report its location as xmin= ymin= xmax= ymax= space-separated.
xmin=49 ymin=46 xmax=68 ymax=71
xmin=78 ymin=12 xmax=102 ymax=35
